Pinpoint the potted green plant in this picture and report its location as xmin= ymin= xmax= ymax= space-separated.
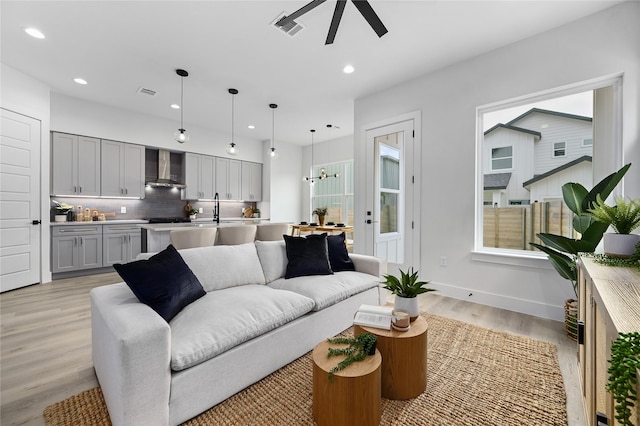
xmin=589 ymin=195 xmax=640 ymax=258
xmin=530 ymin=163 xmax=631 ymax=340
xmin=606 ymin=332 xmax=640 ymax=426
xmin=52 ymin=200 xmax=74 ymax=222
xmin=313 ymin=207 xmax=328 ymax=226
xmin=382 ymin=267 xmax=435 ymax=321
xmin=325 ymin=333 xmax=377 ymax=382
xmin=188 ymin=207 xmax=198 ymax=220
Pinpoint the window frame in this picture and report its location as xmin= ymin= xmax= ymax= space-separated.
xmin=474 ymin=74 xmax=623 ymax=266
xmin=310 ymin=160 xmax=354 ymax=225
xmin=553 ymin=141 xmax=567 ymax=158
xmin=491 ymin=146 xmax=513 ymax=171
xmin=582 ymin=137 xmax=593 ymax=147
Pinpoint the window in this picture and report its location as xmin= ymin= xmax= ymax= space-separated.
xmin=582 ymin=138 xmax=593 ymax=147
xmin=311 ymin=161 xmax=353 ymax=225
xmin=477 ymin=87 xmax=600 ymax=255
xmin=491 ymin=146 xmax=512 ymax=170
xmin=553 ymin=142 xmax=566 ymax=157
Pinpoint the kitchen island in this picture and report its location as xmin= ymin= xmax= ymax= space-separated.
xmin=139 ymin=218 xmax=270 ymax=252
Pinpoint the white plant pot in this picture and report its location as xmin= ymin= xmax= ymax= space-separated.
xmin=393 ymin=296 xmax=419 ymax=321
xmin=54 ymin=214 xmax=67 ymax=222
xmin=604 ymin=233 xmax=640 ymax=258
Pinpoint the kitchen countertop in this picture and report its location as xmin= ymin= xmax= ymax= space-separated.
xmin=139 ymin=218 xmax=271 ymax=232
xmin=51 ymin=219 xmax=149 ymax=226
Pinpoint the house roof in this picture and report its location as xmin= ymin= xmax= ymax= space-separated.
xmin=522 ymin=155 xmax=592 ymax=187
xmin=507 ymin=108 xmax=592 ymax=126
xmin=484 ymin=123 xmax=542 ymax=138
xmin=484 ymin=173 xmax=512 ymax=190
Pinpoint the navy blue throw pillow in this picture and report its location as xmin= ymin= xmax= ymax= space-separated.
xmin=327 ymin=232 xmax=355 ymax=272
xmin=284 ymin=233 xmax=333 ymax=279
xmin=113 ymin=244 xmax=205 ymax=322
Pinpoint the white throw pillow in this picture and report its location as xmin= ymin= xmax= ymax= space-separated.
xmin=254 ymin=240 xmax=287 ymax=283
xmin=178 ymin=243 xmax=266 ymax=292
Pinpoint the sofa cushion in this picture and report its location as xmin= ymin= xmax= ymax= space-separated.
xmin=177 ymin=243 xmax=266 ymax=292
xmin=284 ymin=234 xmax=333 ymax=279
xmin=255 ymin=240 xmax=287 ymax=283
xmin=327 ymin=232 xmax=355 ymax=272
xmin=113 ymin=245 xmax=206 ymax=322
xmin=268 ymin=271 xmax=378 ymax=311
xmin=169 ymin=285 xmax=314 ymax=371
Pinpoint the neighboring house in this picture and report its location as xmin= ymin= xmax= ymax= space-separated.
xmin=483 ymin=108 xmax=593 ymax=206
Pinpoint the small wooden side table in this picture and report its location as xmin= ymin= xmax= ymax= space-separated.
xmin=312 ymin=340 xmax=382 ymax=426
xmin=354 ymin=316 xmax=428 ymax=400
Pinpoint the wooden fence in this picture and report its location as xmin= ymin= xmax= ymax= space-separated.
xmin=483 ymin=200 xmax=574 ymax=250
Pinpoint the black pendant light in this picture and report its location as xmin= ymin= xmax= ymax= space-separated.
xmin=226 ymin=88 xmax=239 ymax=155
xmin=269 ymin=103 xmax=278 ymax=160
xmin=174 ymin=69 xmax=189 ymax=144
xmin=303 ymin=127 xmax=339 ymax=184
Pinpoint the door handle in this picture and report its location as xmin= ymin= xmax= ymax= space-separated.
xmin=32 ymin=220 xmax=41 ymax=225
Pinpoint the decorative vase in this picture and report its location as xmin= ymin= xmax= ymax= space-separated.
xmin=603 ymin=233 xmax=640 ymax=258
xmin=393 ymin=296 xmax=419 ymax=321
xmin=54 ymin=214 xmax=67 ymax=222
xmin=564 ymin=298 xmax=578 ymax=342
xmin=318 ymin=215 xmax=325 ymax=226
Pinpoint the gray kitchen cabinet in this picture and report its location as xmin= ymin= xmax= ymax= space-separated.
xmin=103 ymin=224 xmax=142 ymax=266
xmin=215 ymin=157 xmax=241 ymax=200
xmin=51 ymin=132 xmax=100 ymax=196
xmin=101 ymin=140 xmax=145 ymax=198
xmin=241 ymin=161 xmax=262 ymax=201
xmin=183 ymin=153 xmax=215 ymax=200
xmin=51 ymin=225 xmax=103 ymax=273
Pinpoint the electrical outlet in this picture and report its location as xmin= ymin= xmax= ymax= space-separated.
xmin=439 ymin=257 xmax=447 ymax=267
xmin=198 ymin=208 xmax=203 ymax=213
xmin=120 ymin=206 xmax=126 ymax=214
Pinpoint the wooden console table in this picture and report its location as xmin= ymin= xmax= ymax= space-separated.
xmin=577 ymin=257 xmax=640 ymax=426
xmin=290 ymin=224 xmax=353 ymax=236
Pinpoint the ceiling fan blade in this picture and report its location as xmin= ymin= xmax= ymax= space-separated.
xmin=325 ymin=0 xmax=347 ymax=45
xmin=276 ymin=0 xmax=327 ymax=27
xmin=351 ymin=0 xmax=388 ymax=38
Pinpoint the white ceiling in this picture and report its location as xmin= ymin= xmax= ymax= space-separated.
xmin=0 ymin=0 xmax=623 ymax=146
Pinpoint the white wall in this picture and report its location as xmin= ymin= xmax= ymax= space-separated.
xmin=262 ymin=139 xmax=303 ymax=223
xmin=1 ymin=64 xmax=53 ymax=283
xmin=354 ymin=2 xmax=640 ymax=321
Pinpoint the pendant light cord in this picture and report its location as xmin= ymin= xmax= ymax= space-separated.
xmin=180 ymin=76 xmax=184 ymax=130
xmin=231 ymin=93 xmax=235 ymax=144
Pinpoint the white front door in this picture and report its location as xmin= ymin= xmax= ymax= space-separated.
xmin=0 ymin=109 xmax=41 ymax=292
xmin=365 ymin=117 xmax=419 ymax=273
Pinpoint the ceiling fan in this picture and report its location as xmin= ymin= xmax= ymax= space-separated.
xmin=276 ymin=0 xmax=388 ymax=45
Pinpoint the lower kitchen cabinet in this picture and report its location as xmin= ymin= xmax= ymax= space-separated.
xmin=51 ymin=225 xmax=103 ymax=273
xmin=103 ymin=224 xmax=142 ymax=266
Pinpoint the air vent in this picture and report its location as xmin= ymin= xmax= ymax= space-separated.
xmin=271 ymin=12 xmax=304 ymax=37
xmin=137 ymin=87 xmax=157 ymax=96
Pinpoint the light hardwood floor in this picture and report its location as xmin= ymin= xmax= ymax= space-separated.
xmin=1 ymin=273 xmax=586 ymax=426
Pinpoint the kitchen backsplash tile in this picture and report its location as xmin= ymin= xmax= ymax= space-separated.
xmin=51 ymin=188 xmax=253 ymax=221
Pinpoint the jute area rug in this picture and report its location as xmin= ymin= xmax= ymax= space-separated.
xmin=44 ymin=313 xmax=567 ymax=425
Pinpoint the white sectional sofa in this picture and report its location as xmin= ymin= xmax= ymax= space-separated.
xmin=90 ymin=239 xmax=384 ymax=426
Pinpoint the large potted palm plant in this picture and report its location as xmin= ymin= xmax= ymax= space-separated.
xmin=530 ymin=163 xmax=631 ymax=340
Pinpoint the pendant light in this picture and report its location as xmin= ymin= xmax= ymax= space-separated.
xmin=303 ymin=128 xmax=340 ymax=185
xmin=226 ymin=88 xmax=239 ymax=156
xmin=174 ymin=69 xmax=189 ymax=144
xmin=269 ymin=103 xmax=278 ymax=160
xmin=303 ymin=129 xmax=317 ymax=186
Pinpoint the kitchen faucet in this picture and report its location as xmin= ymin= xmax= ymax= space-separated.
xmin=213 ymin=192 xmax=220 ymax=224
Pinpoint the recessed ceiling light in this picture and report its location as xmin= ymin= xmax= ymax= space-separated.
xmin=73 ymin=78 xmax=88 ymax=85
xmin=343 ymin=64 xmax=355 ymax=74
xmin=25 ymin=27 xmax=45 ymax=39
xmin=170 ymin=104 xmax=180 ymax=109
xmin=248 ymin=125 xmax=255 ymax=129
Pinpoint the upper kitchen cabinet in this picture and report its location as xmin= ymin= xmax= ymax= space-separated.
xmin=241 ymin=161 xmax=262 ymax=201
xmin=101 ymin=140 xmax=145 ymax=198
xmin=216 ymin=157 xmax=241 ymax=200
xmin=183 ymin=153 xmax=215 ymax=200
xmin=51 ymin=132 xmax=100 ymax=196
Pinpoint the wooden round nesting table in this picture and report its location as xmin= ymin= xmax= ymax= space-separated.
xmin=354 ymin=316 xmax=428 ymax=400
xmin=312 ymin=340 xmax=382 ymax=426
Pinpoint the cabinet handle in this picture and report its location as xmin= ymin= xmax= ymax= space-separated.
xmin=79 ymin=186 xmax=82 ymax=193
xmin=80 ymin=237 xmax=83 ymax=246
xmin=577 ymin=321 xmax=585 ymax=345
xmin=74 ymin=185 xmax=77 ymax=193
xmin=125 ymin=188 xmax=128 ymax=195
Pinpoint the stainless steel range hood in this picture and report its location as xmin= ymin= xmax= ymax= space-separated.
xmin=145 ymin=150 xmax=186 ymax=189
